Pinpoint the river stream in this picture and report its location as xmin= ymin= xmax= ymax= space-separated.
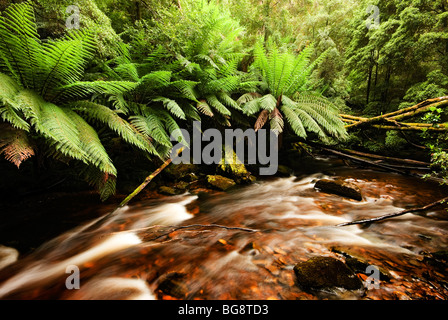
xmin=0 ymin=157 xmax=447 ymax=300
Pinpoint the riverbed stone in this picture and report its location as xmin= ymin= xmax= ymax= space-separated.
xmin=276 ymin=165 xmax=294 ymax=177
xmin=314 ymin=179 xmax=363 ymax=201
xmin=294 ymin=256 xmax=363 ymax=291
xmin=156 ymin=272 xmax=189 ymax=299
xmin=159 ymin=186 xmax=181 ymax=195
xmin=165 ymin=163 xmax=198 ymax=180
xmin=206 ymin=175 xmax=236 ymax=191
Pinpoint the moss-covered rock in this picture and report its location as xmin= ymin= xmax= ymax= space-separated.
xmin=164 ymin=163 xmax=198 ymax=180
xmin=217 ymin=148 xmax=251 ymax=183
xmin=206 ymin=175 xmax=236 ymax=191
xmin=294 ymin=256 xmax=363 ymax=291
xmin=276 ymin=165 xmax=294 ymax=177
xmin=159 ymin=186 xmax=181 ymax=195
xmin=314 ymin=179 xmax=363 ymax=201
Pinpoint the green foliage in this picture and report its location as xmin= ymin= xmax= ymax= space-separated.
xmin=35 ymin=0 xmax=121 ymax=58
xmin=0 ymin=2 xmax=153 ymax=200
xmin=345 ymin=0 xmax=448 ymax=111
xmin=241 ymin=40 xmax=347 ymax=141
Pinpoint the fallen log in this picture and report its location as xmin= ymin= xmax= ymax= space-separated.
xmin=344 ymin=97 xmax=448 ymax=130
xmin=318 ymin=146 xmax=412 ymax=176
xmin=336 ymin=196 xmax=448 ymax=227
xmin=341 ymin=149 xmax=430 ymax=167
xmin=371 ymin=124 xmax=448 ymax=132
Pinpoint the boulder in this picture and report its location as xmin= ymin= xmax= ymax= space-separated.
xmin=164 ymin=163 xmax=198 ymax=180
xmin=206 ymin=175 xmax=236 ymax=191
xmin=276 ymin=165 xmax=294 ymax=177
xmin=159 ymin=186 xmax=181 ymax=195
xmin=156 ymin=272 xmax=188 ymax=299
xmin=217 ymin=148 xmax=252 ymax=183
xmin=294 ymin=256 xmax=363 ymax=291
xmin=314 ymin=179 xmax=363 ymax=201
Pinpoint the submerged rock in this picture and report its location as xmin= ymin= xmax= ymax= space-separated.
xmin=156 ymin=272 xmax=189 ymax=299
xmin=206 ymin=175 xmax=236 ymax=191
xmin=423 ymin=250 xmax=448 ymax=271
xmin=294 ymin=256 xmax=363 ymax=291
xmin=314 ymin=179 xmax=363 ymax=201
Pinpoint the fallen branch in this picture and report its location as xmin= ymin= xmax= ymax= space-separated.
xmin=84 ymin=147 xmax=185 ymax=232
xmin=341 ymin=149 xmax=430 ymax=167
xmin=336 ymin=196 xmax=448 ymax=227
xmin=343 ymin=97 xmax=448 ymax=130
xmin=318 ymin=146 xmax=412 ymax=175
xmin=371 ymin=124 xmax=448 ymax=131
xmin=117 ymin=147 xmax=185 ymax=209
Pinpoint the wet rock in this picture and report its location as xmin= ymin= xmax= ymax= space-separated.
xmin=173 ymin=181 xmax=190 ymax=191
xmin=159 ymin=186 xmax=181 ymax=195
xmin=156 ymin=272 xmax=189 ymax=299
xmin=294 ymin=256 xmax=363 ymax=291
xmin=423 ymin=250 xmax=448 ymax=271
xmin=182 ymin=172 xmax=199 ymax=182
xmin=330 ymin=247 xmax=391 ymax=281
xmin=165 ymin=163 xmax=198 ymax=180
xmin=206 ymin=175 xmax=236 ymax=191
xmin=276 ymin=165 xmax=294 ymax=177
xmin=314 ymin=179 xmax=363 ymax=201
xmin=217 ymin=148 xmax=252 ymax=183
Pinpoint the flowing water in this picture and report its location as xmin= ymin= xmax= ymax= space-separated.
xmin=0 ymin=158 xmax=448 ymax=300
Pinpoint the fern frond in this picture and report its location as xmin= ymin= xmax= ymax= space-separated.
xmin=280 ymin=104 xmax=306 ymax=138
xmin=140 ymin=71 xmax=172 ymax=89
xmin=237 ymin=92 xmax=262 ymax=106
xmin=269 ymin=107 xmax=284 ymax=134
xmin=152 ymin=96 xmax=186 ymax=120
xmin=242 ymin=96 xmax=262 ymax=115
xmin=217 ymin=92 xmax=240 ymax=110
xmin=0 ymin=2 xmax=42 ymax=89
xmin=169 ymin=80 xmax=198 ymax=101
xmin=259 ymin=94 xmax=277 ymax=112
xmin=0 ymin=73 xmax=29 ymax=130
xmin=36 ymin=102 xmax=88 ymax=163
xmin=65 ymin=109 xmax=117 ymax=176
xmin=81 ymin=165 xmax=116 ymax=201
xmin=0 ymin=123 xmax=34 ymax=168
xmin=71 ymin=100 xmax=155 ymax=154
xmin=254 ymin=109 xmax=269 ymax=132
xmin=130 ymin=114 xmax=172 ymax=147
xmin=40 ymin=30 xmax=95 ymax=100
xmin=196 ymin=100 xmax=214 ymax=117
xmin=206 ymin=94 xmax=231 ymax=116
xmin=56 ymin=81 xmax=138 ymax=102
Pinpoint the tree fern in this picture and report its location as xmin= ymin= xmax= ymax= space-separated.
xmin=0 ymin=2 xmax=152 ymax=200
xmin=241 ymin=39 xmax=347 ymax=140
